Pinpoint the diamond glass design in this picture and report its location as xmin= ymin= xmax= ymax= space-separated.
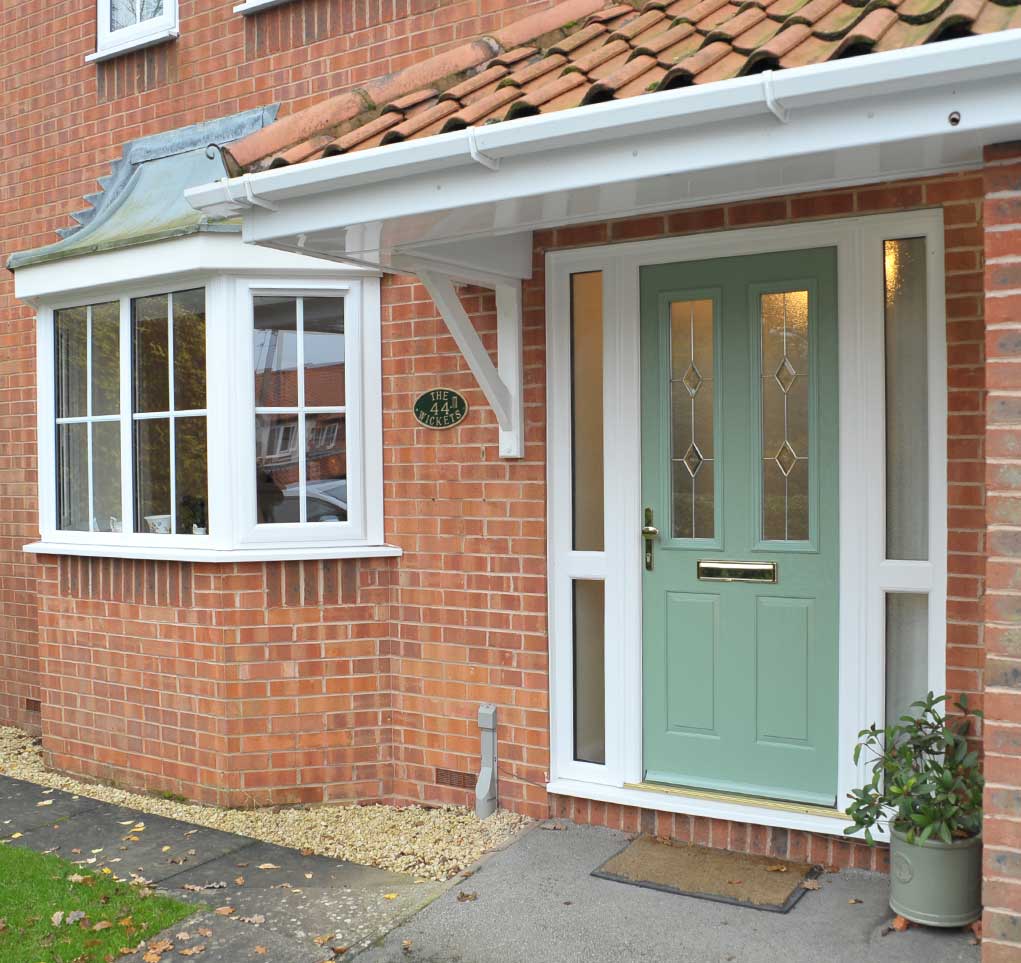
xmin=774 ymin=441 xmax=798 ymax=477
xmin=682 ymin=442 xmax=704 ymax=477
xmin=774 ymin=356 xmax=796 ymax=393
xmin=682 ymin=362 xmax=703 ymax=398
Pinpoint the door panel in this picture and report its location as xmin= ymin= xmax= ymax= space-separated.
xmin=641 ymin=248 xmax=839 ymax=807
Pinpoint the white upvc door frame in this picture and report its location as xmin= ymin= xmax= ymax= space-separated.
xmin=546 ymin=210 xmax=947 ymax=836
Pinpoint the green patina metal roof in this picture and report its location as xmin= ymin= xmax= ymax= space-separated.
xmin=7 ymin=106 xmax=278 ymax=271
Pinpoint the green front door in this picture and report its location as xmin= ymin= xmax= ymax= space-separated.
xmin=641 ymin=248 xmax=839 ymax=807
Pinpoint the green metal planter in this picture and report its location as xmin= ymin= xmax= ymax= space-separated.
xmin=889 ymin=829 xmax=982 ymax=927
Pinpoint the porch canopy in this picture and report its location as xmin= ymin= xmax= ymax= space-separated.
xmin=187 ymin=0 xmax=1021 ymax=454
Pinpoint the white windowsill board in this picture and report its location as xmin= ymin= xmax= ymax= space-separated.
xmin=234 ymin=0 xmax=295 ymax=14
xmin=86 ymin=28 xmax=179 ymax=63
xmin=24 ymin=540 xmax=403 ymax=563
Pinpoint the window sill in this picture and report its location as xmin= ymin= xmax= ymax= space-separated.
xmin=234 ymin=0 xmax=294 ymax=14
xmin=86 ymin=27 xmax=179 ymax=63
xmin=24 ymin=540 xmax=403 ymax=563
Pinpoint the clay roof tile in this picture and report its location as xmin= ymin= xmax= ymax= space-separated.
xmin=660 ymin=39 xmax=733 ymax=85
xmin=440 ymin=85 xmax=525 ymax=131
xmin=440 ymin=64 xmax=511 ymax=102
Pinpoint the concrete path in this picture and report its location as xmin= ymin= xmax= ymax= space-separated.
xmin=0 ymin=775 xmax=445 ymax=962
xmin=358 ymin=822 xmax=982 ymax=963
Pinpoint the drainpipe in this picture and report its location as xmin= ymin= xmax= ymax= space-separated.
xmin=476 ymin=704 xmax=497 ymax=819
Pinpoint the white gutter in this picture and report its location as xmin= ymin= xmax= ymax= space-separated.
xmin=187 ymin=32 xmax=1021 ymax=224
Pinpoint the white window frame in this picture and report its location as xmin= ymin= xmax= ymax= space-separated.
xmin=29 ymin=245 xmax=391 ymax=563
xmin=233 ymin=0 xmax=295 ymax=15
xmin=88 ymin=0 xmax=179 ymax=63
xmin=545 ymin=210 xmax=947 ymax=837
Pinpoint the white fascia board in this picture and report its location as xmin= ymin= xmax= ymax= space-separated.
xmin=186 ymin=32 xmax=1021 ymax=235
xmin=13 ymin=232 xmax=379 ymax=304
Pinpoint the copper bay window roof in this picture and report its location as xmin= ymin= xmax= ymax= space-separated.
xmin=223 ymin=0 xmax=1021 ymax=175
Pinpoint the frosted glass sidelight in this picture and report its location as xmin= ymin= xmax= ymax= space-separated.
xmin=573 ymin=579 xmax=606 ymax=765
xmin=886 ymin=593 xmax=929 ymax=724
xmin=670 ymin=299 xmax=714 ymax=539
xmin=571 ymin=272 xmax=604 ymax=552
xmin=885 ymin=238 xmax=929 ymax=561
xmin=761 ymin=290 xmax=810 ymax=541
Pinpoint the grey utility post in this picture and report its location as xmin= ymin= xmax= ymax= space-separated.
xmin=476 ymin=703 xmax=497 ymax=819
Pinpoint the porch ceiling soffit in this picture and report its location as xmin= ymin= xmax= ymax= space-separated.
xmin=6 ymin=106 xmax=279 ymax=273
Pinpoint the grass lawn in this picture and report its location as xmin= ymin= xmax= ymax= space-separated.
xmin=0 ymin=845 xmax=194 ymax=963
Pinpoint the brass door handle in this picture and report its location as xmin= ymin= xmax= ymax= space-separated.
xmin=642 ymin=508 xmax=658 ymax=571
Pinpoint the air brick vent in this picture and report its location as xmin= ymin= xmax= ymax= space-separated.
xmin=435 ymin=767 xmax=475 ymax=790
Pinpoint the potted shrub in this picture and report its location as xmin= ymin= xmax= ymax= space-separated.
xmin=845 ymin=691 xmax=983 ymax=927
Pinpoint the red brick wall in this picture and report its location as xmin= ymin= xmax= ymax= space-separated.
xmin=981 ymin=142 xmax=1021 ymax=963
xmin=37 ymin=556 xmax=392 ymax=806
xmin=0 ymin=0 xmax=564 ymax=735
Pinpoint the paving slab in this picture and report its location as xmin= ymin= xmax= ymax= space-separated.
xmin=0 ymin=775 xmax=447 ymax=963
xmin=0 ymin=776 xmax=102 ymax=833
xmin=358 ymin=822 xmax=982 ymax=963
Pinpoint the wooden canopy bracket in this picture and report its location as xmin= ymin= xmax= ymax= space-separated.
xmin=415 ymin=265 xmax=524 ymax=459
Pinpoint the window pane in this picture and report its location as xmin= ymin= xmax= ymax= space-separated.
xmin=306 ymin=413 xmax=347 ymax=522
xmin=761 ymin=290 xmax=810 ymax=541
xmin=254 ymin=296 xmax=298 ymax=407
xmin=303 ymin=298 xmax=345 ymax=408
xmin=57 ymin=423 xmax=88 ymax=531
xmin=92 ymin=422 xmax=122 ymax=533
xmin=175 ymin=417 xmax=208 ymax=535
xmin=571 ymin=272 xmax=604 ymax=552
xmin=134 ymin=418 xmax=171 ymax=533
xmin=885 ymin=238 xmax=929 ymax=561
xmin=173 ymin=289 xmax=206 ymax=412
xmin=886 ymin=593 xmax=929 ymax=724
xmin=55 ymin=307 xmax=87 ymax=419
xmin=110 ymin=0 xmax=163 ymax=31
xmin=91 ymin=302 xmax=120 ymax=416
xmin=133 ymin=295 xmax=170 ymax=414
xmin=255 ymin=413 xmax=299 ymax=523
xmin=573 ymin=579 xmax=605 ymax=765
xmin=670 ymin=299 xmax=714 ymax=539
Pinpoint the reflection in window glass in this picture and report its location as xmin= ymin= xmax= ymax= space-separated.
xmin=886 ymin=593 xmax=929 ymax=724
xmin=110 ymin=0 xmax=163 ymax=31
xmin=570 ymin=272 xmax=604 ymax=552
xmin=885 ymin=238 xmax=929 ymax=561
xmin=131 ymin=288 xmax=208 ymax=535
xmin=55 ymin=302 xmax=121 ymax=533
xmin=573 ymin=579 xmax=605 ymax=765
xmin=670 ymin=299 xmax=714 ymax=539
xmin=761 ymin=290 xmax=810 ymax=541
xmin=254 ymin=295 xmax=347 ymax=525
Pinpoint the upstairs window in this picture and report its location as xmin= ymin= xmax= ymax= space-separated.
xmin=91 ymin=0 xmax=178 ymax=62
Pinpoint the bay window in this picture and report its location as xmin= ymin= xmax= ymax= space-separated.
xmin=32 ymin=268 xmax=388 ymax=561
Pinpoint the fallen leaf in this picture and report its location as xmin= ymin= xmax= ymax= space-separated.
xmin=457 ymin=891 xmax=478 ymax=902
xmin=66 ymin=910 xmax=86 ymax=925
xmin=234 ymin=876 xmax=245 ymax=886
xmin=765 ymin=865 xmax=788 ymax=873
xmin=304 ymin=873 xmax=313 ymax=880
xmin=161 ymin=846 xmax=171 ymax=853
xmin=117 ymin=821 xmax=135 ymax=826
xmin=848 ymin=898 xmax=863 ymax=905
xmin=726 ymin=879 xmax=743 ymax=885
xmin=891 ymin=915 xmax=911 ymax=932
xmin=51 ymin=911 xmax=64 ymax=927
xmin=142 ymin=952 xmax=162 ymax=963
xmin=801 ymin=880 xmax=821 ymax=891
xmin=184 ymin=829 xmax=199 ymax=837
xmin=179 ymin=947 xmax=206 ymax=957
xmin=382 ymin=893 xmax=398 ymax=900
xmin=93 ymin=921 xmax=113 ymax=932
xmin=150 ymin=940 xmax=173 ymax=953
xmin=331 ymin=948 xmax=349 ymax=957
xmin=254 ymin=948 xmax=268 ymax=956
xmin=237 ymin=915 xmax=266 ymax=925
xmin=214 ymin=907 xmax=235 ymax=916
xmin=175 ymin=933 xmax=191 ymax=941
xmin=37 ymin=800 xmax=54 ymax=807
xmin=197 ymin=928 xmax=213 ymax=938
xmin=257 ymin=863 xmax=280 ymax=871
xmin=10 ymin=833 xmax=22 ymax=840
xmin=402 ymin=940 xmax=413 ymax=955
xmin=118 ymin=917 xmax=134 ymax=930
xmin=969 ymin=920 xmax=982 ymax=941
xmin=300 ymin=848 xmax=314 ymax=857
xmin=91 ymin=848 xmax=104 ymax=854
xmin=314 ymin=934 xmax=335 ymax=945
xmin=0 ymin=919 xmax=6 ymax=932
xmin=68 ymin=874 xmax=87 ymax=883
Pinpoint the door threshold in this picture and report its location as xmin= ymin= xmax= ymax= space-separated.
xmin=624 ymin=781 xmax=841 ymax=820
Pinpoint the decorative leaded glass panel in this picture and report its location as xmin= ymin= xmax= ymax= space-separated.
xmin=761 ymin=290 xmax=810 ymax=541
xmin=670 ymin=299 xmax=714 ymax=539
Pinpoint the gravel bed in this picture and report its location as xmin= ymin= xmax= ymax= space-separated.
xmin=0 ymin=725 xmax=528 ymax=881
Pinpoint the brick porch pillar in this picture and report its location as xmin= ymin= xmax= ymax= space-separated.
xmin=982 ymin=141 xmax=1021 ymax=962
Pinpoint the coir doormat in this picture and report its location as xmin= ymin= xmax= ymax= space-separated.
xmin=592 ymin=835 xmax=821 ymax=913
